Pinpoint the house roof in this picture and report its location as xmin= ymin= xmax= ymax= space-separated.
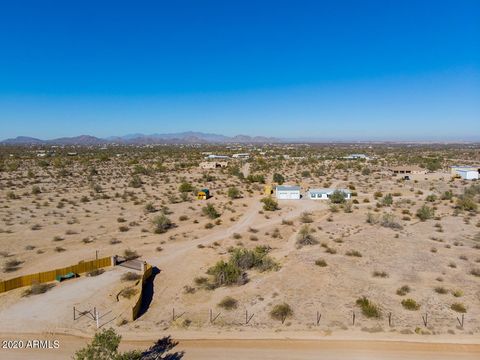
xmin=309 ymin=188 xmax=351 ymax=194
xmin=276 ymin=185 xmax=301 ymax=191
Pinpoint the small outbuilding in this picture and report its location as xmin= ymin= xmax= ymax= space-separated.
xmin=197 ymin=188 xmax=210 ymax=200
xmin=275 ymin=185 xmax=301 ymax=200
xmin=456 ymin=169 xmax=479 ymax=180
xmin=308 ymin=188 xmax=351 ymax=200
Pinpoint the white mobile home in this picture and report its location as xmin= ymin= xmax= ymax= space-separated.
xmin=275 ymin=185 xmax=301 ymax=200
xmin=308 ymin=188 xmax=351 ymax=200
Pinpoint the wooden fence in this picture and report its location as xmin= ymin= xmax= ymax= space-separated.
xmin=131 ymin=263 xmax=153 ymax=321
xmin=0 ymin=256 xmax=112 ymax=293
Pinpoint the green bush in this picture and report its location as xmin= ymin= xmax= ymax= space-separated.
xmin=330 ymin=190 xmax=347 ymax=204
xmin=261 ymin=197 xmax=279 ymax=211
xmin=272 ymin=173 xmax=285 ymax=185
xmin=152 ymin=214 xmax=172 ymax=233
xmin=401 ymin=298 xmax=420 ymax=310
xmin=218 ymin=296 xmax=238 ymax=310
xmin=270 ymin=303 xmax=293 ymax=323
xmin=202 ymin=204 xmax=220 ymax=219
xmin=356 ymin=297 xmax=381 ymax=318
xmin=416 ymin=205 xmax=434 ymax=221
xmin=450 ymin=302 xmax=467 ymax=313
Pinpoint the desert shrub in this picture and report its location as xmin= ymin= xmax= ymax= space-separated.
xmin=456 ymin=196 xmax=477 ymax=212
xmin=356 ymin=297 xmax=381 ymax=318
xmin=315 ymin=259 xmax=327 ymax=267
xmin=299 ymin=211 xmax=313 ymax=223
xmin=4 ymin=259 xmax=22 ymax=272
xmin=152 ymin=214 xmax=172 ymax=233
xmin=272 ymin=173 xmax=285 ymax=185
xmin=441 ymin=191 xmax=453 ymax=200
xmin=202 ymin=204 xmax=220 ymax=219
xmin=128 ymin=175 xmax=142 ymax=188
xmin=345 ymin=250 xmax=362 ymax=257
xmin=118 ymin=225 xmax=129 ymax=232
xmin=246 ymin=174 xmax=265 ymax=183
xmin=123 ymin=249 xmax=140 ymax=260
xmin=296 ymin=225 xmax=318 ymax=248
xmin=207 ymin=260 xmax=243 ymax=287
xmin=452 ymin=290 xmax=464 ymax=298
xmin=261 ymin=197 xmax=278 ymax=211
xmin=88 ymin=269 xmax=105 ymax=277
xmin=179 ymin=182 xmax=194 ymax=193
xmin=380 ymin=213 xmax=402 ymax=229
xmin=121 ymin=272 xmax=141 ymax=281
xmin=330 ymin=190 xmax=346 ymax=204
xmin=218 ymin=296 xmax=238 ymax=310
xmin=434 ymin=286 xmax=448 ymax=294
xmin=144 ymin=202 xmax=156 ymax=213
xmin=366 ymin=212 xmax=378 ymax=224
xmin=401 ymin=298 xmax=420 ymax=310
xmin=426 ymin=194 xmax=437 ymax=202
xmin=120 ymin=287 xmax=138 ymax=299
xmin=470 ymin=268 xmax=480 ymax=277
xmin=230 ymin=246 xmax=279 ymax=272
xmin=416 ymin=205 xmax=434 ymax=221
xmin=373 ymin=270 xmax=388 ymax=278
xmin=31 ymin=185 xmax=41 ymax=195
xmin=382 ymin=194 xmax=393 ymax=206
xmin=23 ymin=283 xmax=55 ymax=296
xmin=450 ymin=302 xmax=467 ymax=313
xmin=270 ymin=303 xmax=293 ymax=323
xmin=396 ymin=285 xmax=410 ymax=296
xmin=227 ymin=187 xmax=241 ymax=199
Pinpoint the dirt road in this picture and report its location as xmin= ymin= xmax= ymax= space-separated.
xmin=1 ymin=335 xmax=479 ymax=360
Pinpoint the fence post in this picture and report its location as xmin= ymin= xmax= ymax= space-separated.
xmin=316 ymin=311 xmax=321 ymax=326
xmin=352 ymin=311 xmax=355 ymax=326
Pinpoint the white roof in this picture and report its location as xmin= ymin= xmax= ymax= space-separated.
xmin=309 ymin=188 xmax=351 ymax=194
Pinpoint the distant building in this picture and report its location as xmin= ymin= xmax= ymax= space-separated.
xmin=308 ymin=188 xmax=351 ymax=200
xmin=451 ymin=166 xmax=479 ymax=180
xmin=344 ymin=154 xmax=369 ymax=160
xmin=275 ymin=185 xmax=301 ymax=200
xmin=232 ymin=153 xmax=250 ymax=159
xmin=205 ymin=154 xmax=230 ymax=160
xmin=199 ymin=161 xmax=228 ymax=169
xmin=388 ymin=166 xmax=426 ymax=175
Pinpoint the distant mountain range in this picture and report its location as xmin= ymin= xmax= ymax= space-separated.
xmin=0 ymin=132 xmax=281 ymax=146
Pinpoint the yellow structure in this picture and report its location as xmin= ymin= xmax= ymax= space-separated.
xmin=0 ymin=257 xmax=112 ymax=293
xmin=197 ymin=188 xmax=210 ymax=200
xmin=264 ymin=184 xmax=273 ymax=195
xmin=131 ymin=263 xmax=153 ymax=321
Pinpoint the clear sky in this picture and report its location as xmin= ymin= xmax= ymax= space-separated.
xmin=0 ymin=0 xmax=479 ymax=141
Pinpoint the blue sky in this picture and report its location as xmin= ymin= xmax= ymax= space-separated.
xmin=0 ymin=1 xmax=479 ymax=140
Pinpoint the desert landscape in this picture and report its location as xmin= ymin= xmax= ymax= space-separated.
xmin=1 ymin=142 xmax=479 ymax=358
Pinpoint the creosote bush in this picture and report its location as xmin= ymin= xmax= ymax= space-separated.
xmin=401 ymin=298 xmax=420 ymax=310
xmin=270 ymin=302 xmax=293 ymax=323
xmin=356 ymin=297 xmax=381 ymax=318
xmin=218 ymin=296 xmax=238 ymax=310
xmin=261 ymin=197 xmax=279 ymax=211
